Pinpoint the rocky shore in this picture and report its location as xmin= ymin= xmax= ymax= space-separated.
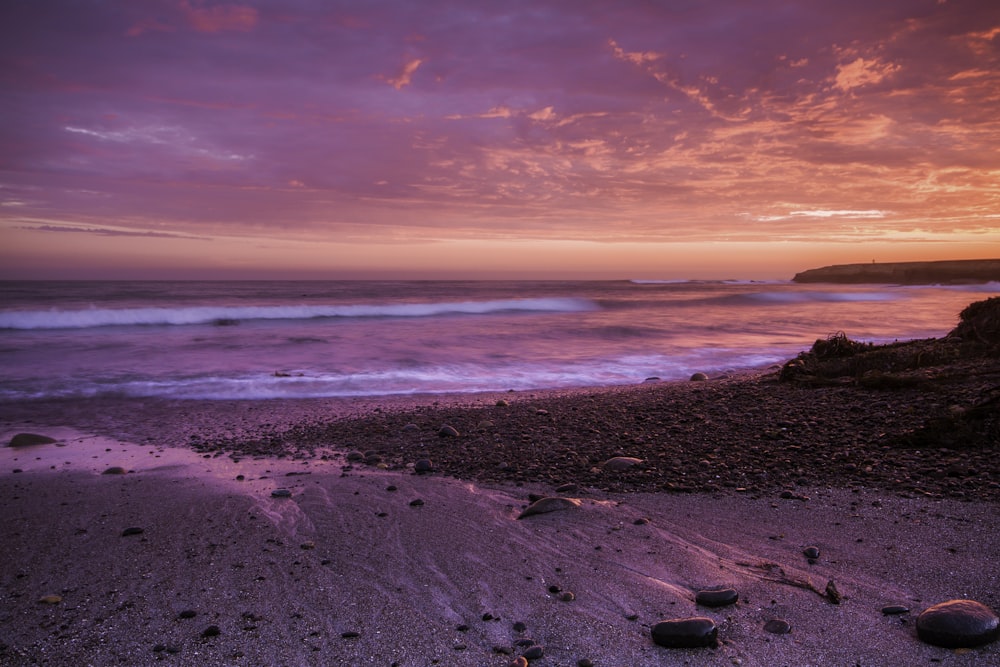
xmin=1 ymin=298 xmax=998 ymax=665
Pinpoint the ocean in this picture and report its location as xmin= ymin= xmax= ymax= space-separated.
xmin=1 ymin=280 xmax=997 ymax=401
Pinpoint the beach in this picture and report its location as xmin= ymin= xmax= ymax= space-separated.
xmin=2 ymin=350 xmax=998 ymax=666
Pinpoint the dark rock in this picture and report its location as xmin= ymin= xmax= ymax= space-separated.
xmin=916 ymin=599 xmax=1000 ymax=648
xmin=345 ymin=451 xmax=364 ymax=462
xmin=102 ymin=466 xmax=126 ymax=475
xmin=201 ymin=625 xmax=220 ymax=638
xmin=409 ymin=498 xmax=424 ymax=507
xmin=9 ymin=433 xmax=57 ymax=447
xmin=177 ymin=609 xmax=197 ymax=619
xmin=512 ymin=621 xmax=527 ymax=632
xmin=521 ymin=645 xmax=544 ymax=660
xmin=882 ymin=605 xmax=910 ymax=615
xmin=803 ymin=546 xmax=820 ymax=559
xmin=825 ymin=579 xmax=842 ymax=604
xmin=414 ymin=459 xmax=434 ymax=473
xmin=650 ymin=617 xmax=718 ymax=648
xmin=695 ymin=588 xmax=739 ymax=608
xmin=690 ymin=372 xmax=709 ymax=381
xmin=764 ymin=619 xmax=792 ymax=634
xmin=402 ymin=423 xmax=420 ymax=433
xmin=555 ymin=483 xmax=578 ymax=493
xmin=577 ymin=660 xmax=594 ymax=667
xmin=439 ymin=425 xmax=460 ymax=437
xmin=341 ymin=631 xmax=360 ymax=638
xmin=121 ymin=527 xmax=144 ymax=537
xmin=271 ymin=489 xmax=292 ymax=498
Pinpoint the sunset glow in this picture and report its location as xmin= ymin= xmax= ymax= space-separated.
xmin=2 ymin=1 xmax=999 ymax=279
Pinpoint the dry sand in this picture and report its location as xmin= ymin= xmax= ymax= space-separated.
xmin=1 ymin=419 xmax=998 ymax=666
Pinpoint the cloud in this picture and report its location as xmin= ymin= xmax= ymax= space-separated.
xmin=384 ymin=57 xmax=424 ymax=89
xmin=834 ymin=57 xmax=901 ymax=91
xmin=17 ymin=224 xmax=211 ymax=240
xmin=180 ymin=1 xmax=258 ymax=33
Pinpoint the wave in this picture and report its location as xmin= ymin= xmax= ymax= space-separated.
xmin=0 ymin=297 xmax=598 ymax=330
xmin=739 ymin=290 xmax=899 ymax=304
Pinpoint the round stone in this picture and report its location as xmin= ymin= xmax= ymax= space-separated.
xmin=651 ymin=617 xmax=718 ymax=648
xmin=916 ymin=599 xmax=1000 ymax=648
xmin=690 ymin=372 xmax=709 ymax=381
xmin=438 ymin=425 xmax=460 ymax=437
xmin=802 ymin=546 xmax=820 ymax=559
xmin=102 ymin=466 xmax=126 ymax=475
xmin=271 ymin=489 xmax=292 ymax=498
xmin=516 ymin=496 xmax=581 ymax=519
xmin=764 ymin=619 xmax=792 ymax=634
xmin=603 ymin=456 xmax=643 ymax=472
xmin=695 ymin=587 xmax=739 ymax=608
xmin=882 ymin=605 xmax=909 ymax=616
xmin=9 ymin=433 xmax=58 ymax=447
xmin=414 ymin=459 xmax=434 ymax=473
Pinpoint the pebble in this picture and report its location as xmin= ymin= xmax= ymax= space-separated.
xmin=764 ymin=619 xmax=792 ymax=634
xmin=102 ymin=466 xmax=126 ymax=475
xmin=409 ymin=498 xmax=424 ymax=506
xmin=802 ymin=546 xmax=820 ymax=559
xmin=603 ymin=456 xmax=643 ymax=472
xmin=508 ymin=657 xmax=528 ymax=667
xmin=341 ymin=631 xmax=360 ymax=638
xmin=414 ymin=459 xmax=434 ymax=473
xmin=577 ymin=660 xmax=594 ymax=667
xmin=881 ymin=605 xmax=910 ymax=615
xmin=521 ymin=645 xmax=544 ymax=660
xmin=516 ymin=496 xmax=581 ymax=519
xmin=271 ymin=489 xmax=292 ymax=498
xmin=346 ymin=451 xmax=364 ymax=462
xmin=177 ymin=609 xmax=197 ymax=619
xmin=916 ymin=599 xmax=1000 ymax=648
xmin=695 ymin=587 xmax=739 ymax=608
xmin=438 ymin=425 xmax=460 ymax=437
xmin=402 ymin=423 xmax=420 ymax=433
xmin=201 ymin=625 xmax=221 ymax=638
xmin=121 ymin=526 xmax=144 ymax=537
xmin=690 ymin=372 xmax=709 ymax=381
xmin=651 ymin=617 xmax=718 ymax=648
xmin=38 ymin=595 xmax=62 ymax=604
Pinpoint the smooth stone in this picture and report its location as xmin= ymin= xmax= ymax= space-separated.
xmin=409 ymin=498 xmax=424 ymax=506
xmin=695 ymin=588 xmax=739 ymax=608
xmin=882 ymin=605 xmax=910 ymax=615
xmin=764 ymin=619 xmax=792 ymax=634
xmin=414 ymin=459 xmax=434 ymax=473
xmin=345 ymin=451 xmax=364 ymax=462
xmin=651 ymin=617 xmax=718 ymax=648
xmin=402 ymin=423 xmax=420 ymax=432
xmin=916 ymin=599 xmax=1000 ymax=648
xmin=516 ymin=496 xmax=581 ymax=519
xmin=201 ymin=625 xmax=221 ymax=638
xmin=121 ymin=526 xmax=144 ymax=537
xmin=38 ymin=595 xmax=62 ymax=604
xmin=271 ymin=489 xmax=292 ymax=498
xmin=803 ymin=546 xmax=820 ymax=559
xmin=102 ymin=466 xmax=126 ymax=475
xmin=9 ymin=433 xmax=57 ymax=447
xmin=689 ymin=372 xmax=709 ymax=381
xmin=438 ymin=425 xmax=460 ymax=437
xmin=603 ymin=456 xmax=643 ymax=472
xmin=521 ymin=645 xmax=544 ymax=660
xmin=178 ymin=610 xmax=197 ymax=619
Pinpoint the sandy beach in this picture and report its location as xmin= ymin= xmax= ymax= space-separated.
xmin=2 ymin=350 xmax=998 ymax=666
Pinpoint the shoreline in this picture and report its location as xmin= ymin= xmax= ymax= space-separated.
xmin=2 ymin=331 xmax=999 ymax=665
xmin=1 ymin=426 xmax=997 ymax=665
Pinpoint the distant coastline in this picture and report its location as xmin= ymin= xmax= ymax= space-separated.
xmin=792 ymin=259 xmax=1000 ymax=285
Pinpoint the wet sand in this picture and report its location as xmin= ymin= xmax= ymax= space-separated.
xmin=1 ymin=368 xmax=998 ymax=666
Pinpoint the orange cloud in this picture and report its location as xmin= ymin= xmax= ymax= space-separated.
xmin=385 ymin=57 xmax=424 ymax=90
xmin=834 ymin=57 xmax=901 ymax=91
xmin=180 ymin=1 xmax=258 ymax=33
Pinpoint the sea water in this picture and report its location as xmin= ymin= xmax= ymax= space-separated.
xmin=1 ymin=280 xmax=996 ymax=401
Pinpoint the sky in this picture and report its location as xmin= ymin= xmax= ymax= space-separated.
xmin=1 ymin=0 xmax=999 ymax=280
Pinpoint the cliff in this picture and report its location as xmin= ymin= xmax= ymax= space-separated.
xmin=792 ymin=259 xmax=1000 ymax=285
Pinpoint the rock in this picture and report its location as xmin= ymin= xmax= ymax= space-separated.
xmin=341 ymin=631 xmax=360 ymax=638
xmin=651 ymin=617 xmax=718 ymax=648
xmin=414 ymin=459 xmax=434 ymax=473
xmin=764 ymin=619 xmax=791 ymax=634
xmin=345 ymin=451 xmax=364 ymax=462
xmin=559 ymin=591 xmax=576 ymax=602
xmin=916 ymin=599 xmax=1000 ymax=648
xmin=882 ymin=605 xmax=909 ymax=615
xmin=38 ymin=595 xmax=62 ymax=604
xmin=200 ymin=625 xmax=221 ymax=638
xmin=102 ymin=466 xmax=126 ymax=475
xmin=508 ymin=657 xmax=528 ymax=667
xmin=496 ymin=399 xmax=509 ymax=407
xmin=803 ymin=546 xmax=820 ymax=559
xmin=516 ymin=496 xmax=581 ymax=519
xmin=402 ymin=423 xmax=420 ymax=433
xmin=603 ymin=456 xmax=643 ymax=472
xmin=409 ymin=498 xmax=424 ymax=506
xmin=825 ymin=579 xmax=842 ymax=604
xmin=690 ymin=372 xmax=709 ymax=381
xmin=271 ymin=489 xmax=292 ymax=498
xmin=178 ymin=609 xmax=197 ymax=619
xmin=9 ymin=433 xmax=57 ymax=447
xmin=695 ymin=588 xmax=739 ymax=608
xmin=439 ymin=425 xmax=460 ymax=437
xmin=521 ymin=645 xmax=544 ymax=660
xmin=121 ymin=526 xmax=144 ymax=537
